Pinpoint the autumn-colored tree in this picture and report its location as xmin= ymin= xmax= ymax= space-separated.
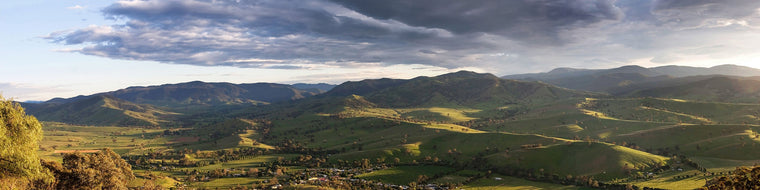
xmin=0 ymin=95 xmax=54 ymax=189
xmin=702 ymin=166 xmax=760 ymax=190
xmin=43 ymin=148 xmax=135 ymax=190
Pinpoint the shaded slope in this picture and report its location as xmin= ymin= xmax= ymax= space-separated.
xmin=502 ymin=64 xmax=760 ymax=93
xmin=108 ymin=81 xmax=321 ymax=106
xmin=323 ymin=78 xmax=408 ymax=97
xmin=326 ymin=71 xmax=594 ymax=108
xmin=291 ymin=83 xmax=337 ymax=93
xmin=628 ymin=76 xmax=760 ymax=103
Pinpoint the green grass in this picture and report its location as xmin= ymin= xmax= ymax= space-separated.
xmin=38 ymin=122 xmax=172 ymax=160
xmin=194 ymin=155 xmax=298 ymax=171
xmin=356 ymin=165 xmax=455 ymax=185
xmin=492 ymin=142 xmax=668 ymax=179
xmin=397 ymin=107 xmax=480 ymax=122
xmin=430 ymin=170 xmax=484 ymax=184
xmin=610 ymin=124 xmax=760 ymax=160
xmin=585 ymin=98 xmax=760 ymax=125
xmin=193 ymin=177 xmax=266 ymax=188
xmin=459 ymin=175 xmax=584 ymax=190
xmin=627 ymin=168 xmax=709 ymax=190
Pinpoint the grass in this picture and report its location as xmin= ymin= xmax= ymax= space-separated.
xmin=194 ymin=155 xmax=298 ymax=171
xmin=627 ymin=168 xmax=709 ymax=190
xmin=356 ymin=165 xmax=455 ymax=185
xmin=492 ymin=142 xmax=668 ymax=179
xmin=37 ymin=122 xmax=171 ymax=160
xmin=459 ymin=175 xmax=584 ymax=190
xmin=193 ymin=177 xmax=266 ymax=188
xmin=397 ymin=107 xmax=480 ymax=122
xmin=689 ymin=156 xmax=760 ymax=172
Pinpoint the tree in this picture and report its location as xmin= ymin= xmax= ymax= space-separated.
xmin=702 ymin=166 xmax=760 ymax=189
xmin=43 ymin=148 xmax=135 ymax=190
xmin=0 ymin=95 xmax=53 ymax=188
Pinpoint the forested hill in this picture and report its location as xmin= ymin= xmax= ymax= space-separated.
xmin=41 ymin=81 xmax=330 ymax=108
xmin=324 ymin=70 xmax=595 ymax=108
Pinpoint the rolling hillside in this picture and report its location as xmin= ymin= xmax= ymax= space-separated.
xmin=23 ymin=95 xmax=175 ymax=126
xmin=627 ymin=76 xmax=760 ymax=103
xmin=26 ymin=68 xmax=760 ymax=189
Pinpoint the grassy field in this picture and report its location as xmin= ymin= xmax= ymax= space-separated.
xmin=356 ymin=165 xmax=455 ymax=185
xmin=459 ymin=175 xmax=584 ymax=190
xmin=492 ymin=142 xmax=668 ymax=180
xmin=37 ymin=122 xmax=172 ymax=161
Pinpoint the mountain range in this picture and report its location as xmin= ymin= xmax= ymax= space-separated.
xmin=21 ymin=64 xmax=760 ymax=126
xmin=503 ymin=64 xmax=760 ymax=99
xmin=23 ymin=81 xmax=336 ymax=126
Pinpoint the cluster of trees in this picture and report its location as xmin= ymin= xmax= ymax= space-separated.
xmin=702 ymin=165 xmax=760 ymax=189
xmin=0 ymin=96 xmax=134 ymax=189
xmin=41 ymin=149 xmax=134 ymax=189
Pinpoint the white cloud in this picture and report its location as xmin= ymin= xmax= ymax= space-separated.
xmin=67 ymin=5 xmax=85 ymax=10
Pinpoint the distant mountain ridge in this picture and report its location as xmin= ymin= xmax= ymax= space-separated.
xmin=22 ymin=81 xmax=332 ymax=126
xmin=43 ymin=81 xmax=330 ymax=107
xmin=325 ymin=71 xmax=594 ymax=108
xmin=502 ymin=64 xmax=760 ymax=93
xmin=291 ymin=83 xmax=336 ymax=92
xmin=504 ymin=64 xmax=760 ymax=79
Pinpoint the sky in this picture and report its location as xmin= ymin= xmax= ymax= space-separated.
xmin=3 ymin=0 xmax=760 ymax=101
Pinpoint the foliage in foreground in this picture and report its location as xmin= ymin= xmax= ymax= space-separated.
xmin=0 ymin=95 xmax=53 ymax=189
xmin=1 ymin=95 xmax=135 ymax=189
xmin=42 ymin=148 xmax=135 ymax=190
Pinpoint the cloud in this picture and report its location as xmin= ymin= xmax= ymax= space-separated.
xmin=0 ymin=83 xmax=70 ymax=102
xmin=46 ymin=0 xmax=760 ymax=74
xmin=651 ymin=0 xmax=760 ymax=28
xmin=67 ymin=5 xmax=85 ymax=10
xmin=331 ymin=0 xmax=623 ymax=45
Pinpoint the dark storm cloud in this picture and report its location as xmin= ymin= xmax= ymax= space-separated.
xmin=46 ymin=0 xmax=629 ymax=69
xmin=332 ymin=0 xmax=623 ymax=45
xmin=46 ymin=0 xmax=760 ymax=74
xmin=48 ymin=0 xmax=458 ymax=67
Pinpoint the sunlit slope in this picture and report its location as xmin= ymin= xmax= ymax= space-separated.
xmin=186 ymin=118 xmax=275 ymax=150
xmin=581 ymin=98 xmax=760 ymax=125
xmin=491 ymin=142 xmax=668 ymax=179
xmin=609 ymin=124 xmax=760 ymax=160
xmin=24 ymin=95 xmax=175 ymax=126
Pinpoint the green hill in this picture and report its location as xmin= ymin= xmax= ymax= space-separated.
xmin=42 ymin=81 xmax=326 ymax=109
xmin=328 ymin=71 xmax=595 ymax=108
xmin=23 ymin=95 xmax=175 ymax=126
xmin=108 ymin=81 xmax=322 ymax=107
xmin=628 ymin=76 xmax=760 ymax=103
xmin=492 ymin=142 xmax=668 ymax=179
